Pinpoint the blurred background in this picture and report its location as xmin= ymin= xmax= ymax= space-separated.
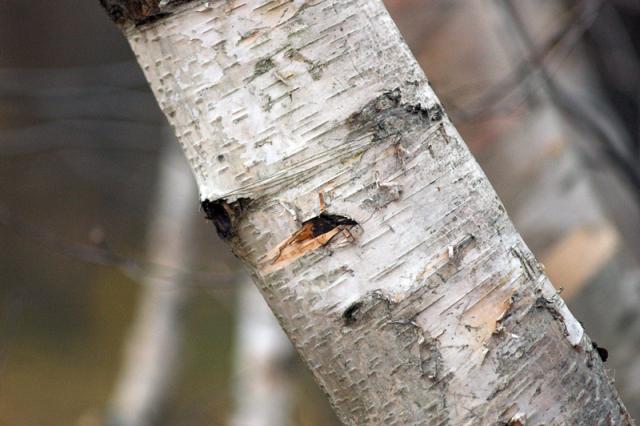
xmin=2 ymin=0 xmax=640 ymax=424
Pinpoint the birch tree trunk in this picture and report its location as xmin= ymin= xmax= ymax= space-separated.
xmin=100 ymin=1 xmax=632 ymax=423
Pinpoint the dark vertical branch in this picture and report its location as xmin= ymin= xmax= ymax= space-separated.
xmin=584 ymin=0 xmax=640 ymax=158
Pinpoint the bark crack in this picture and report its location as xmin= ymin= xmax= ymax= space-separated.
xmin=201 ymin=197 xmax=252 ymax=240
xmin=262 ymin=213 xmax=359 ymax=273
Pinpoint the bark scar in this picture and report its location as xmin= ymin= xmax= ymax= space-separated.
xmin=201 ymin=197 xmax=251 ymax=240
xmin=263 ymin=213 xmax=358 ymax=273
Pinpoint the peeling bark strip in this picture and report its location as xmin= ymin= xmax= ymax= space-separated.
xmin=264 ymin=213 xmax=358 ymax=273
xmin=108 ymin=0 xmax=633 ymax=424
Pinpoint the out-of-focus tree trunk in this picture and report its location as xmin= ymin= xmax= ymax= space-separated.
xmin=231 ymin=275 xmax=293 ymax=426
xmin=99 ymin=1 xmax=631 ymax=424
xmin=108 ymin=134 xmax=195 ymax=426
xmin=108 ymin=131 xmax=294 ymax=426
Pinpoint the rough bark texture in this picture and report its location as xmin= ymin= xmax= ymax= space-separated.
xmin=104 ymin=0 xmax=632 ymax=424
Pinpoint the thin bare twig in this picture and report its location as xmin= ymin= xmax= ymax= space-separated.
xmin=0 ymin=204 xmax=236 ymax=293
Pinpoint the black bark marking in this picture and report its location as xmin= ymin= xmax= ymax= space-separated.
xmin=592 ymin=341 xmax=609 ymax=362
xmin=404 ymin=102 xmax=443 ymax=123
xmin=305 ymin=213 xmax=357 ymax=238
xmin=342 ymin=301 xmax=364 ymax=326
xmin=347 ymin=88 xmax=444 ymax=144
xmin=99 ymin=0 xmax=193 ymax=26
xmin=201 ymin=197 xmax=251 ymax=240
xmin=341 ymin=290 xmax=390 ymax=327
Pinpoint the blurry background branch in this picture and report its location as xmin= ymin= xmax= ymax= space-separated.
xmin=107 ymin=135 xmax=196 ymax=426
xmin=0 ymin=202 xmax=236 ymax=295
xmin=230 ymin=278 xmax=294 ymax=426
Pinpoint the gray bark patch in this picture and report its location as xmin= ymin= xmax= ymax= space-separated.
xmin=334 ymin=289 xmax=450 ymax=423
xmin=347 ymin=88 xmax=443 ymax=144
xmin=361 ymin=183 xmax=402 ymax=210
xmin=254 ymin=58 xmax=275 ymax=77
xmin=485 ymin=294 xmax=630 ymax=424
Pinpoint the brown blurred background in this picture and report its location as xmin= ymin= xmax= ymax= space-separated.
xmin=2 ymin=0 xmax=640 ymax=424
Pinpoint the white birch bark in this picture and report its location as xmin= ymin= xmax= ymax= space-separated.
xmin=108 ymin=134 xmax=195 ymax=426
xmin=102 ymin=0 xmax=632 ymax=423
